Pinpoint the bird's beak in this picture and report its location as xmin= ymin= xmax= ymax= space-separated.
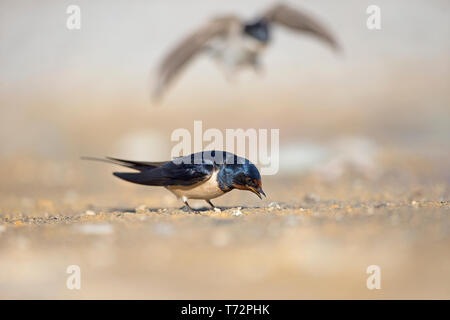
xmin=259 ymin=188 xmax=266 ymax=198
xmin=248 ymin=186 xmax=266 ymax=199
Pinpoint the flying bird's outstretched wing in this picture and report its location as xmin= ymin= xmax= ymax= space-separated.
xmin=263 ymin=3 xmax=339 ymax=50
xmin=152 ymin=16 xmax=241 ymax=101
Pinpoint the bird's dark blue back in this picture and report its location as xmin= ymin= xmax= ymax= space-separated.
xmin=112 ymin=150 xmax=258 ymax=188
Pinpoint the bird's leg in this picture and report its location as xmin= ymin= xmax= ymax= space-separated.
xmin=182 ymin=197 xmax=197 ymax=213
xmin=206 ymin=200 xmax=216 ymax=210
xmin=184 ymin=201 xmax=195 ymax=212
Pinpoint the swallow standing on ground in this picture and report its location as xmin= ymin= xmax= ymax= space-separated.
xmin=152 ymin=2 xmax=339 ymax=100
xmin=83 ymin=151 xmax=265 ymax=211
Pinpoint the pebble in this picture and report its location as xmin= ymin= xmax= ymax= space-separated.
xmin=231 ymin=207 xmax=243 ymax=216
xmin=135 ymin=204 xmax=149 ymax=213
xmin=268 ymin=202 xmax=281 ymax=210
xmin=85 ymin=210 xmax=96 ymax=216
xmin=214 ymin=208 xmax=221 ymax=213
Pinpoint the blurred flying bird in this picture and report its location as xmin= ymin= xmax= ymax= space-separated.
xmin=82 ymin=151 xmax=265 ymax=211
xmin=152 ymin=2 xmax=339 ymax=100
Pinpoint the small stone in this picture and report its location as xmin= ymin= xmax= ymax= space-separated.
xmin=231 ymin=207 xmax=243 ymax=216
xmin=85 ymin=210 xmax=96 ymax=216
xmin=214 ymin=207 xmax=221 ymax=213
xmin=268 ymin=202 xmax=281 ymax=210
xmin=135 ymin=204 xmax=149 ymax=213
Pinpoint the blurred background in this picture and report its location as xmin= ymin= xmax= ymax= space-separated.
xmin=0 ymin=0 xmax=449 ymax=299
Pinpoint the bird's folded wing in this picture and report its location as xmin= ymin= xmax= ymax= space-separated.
xmin=263 ymin=3 xmax=339 ymax=50
xmin=152 ymin=16 xmax=240 ymax=100
xmin=114 ymin=162 xmax=214 ymax=187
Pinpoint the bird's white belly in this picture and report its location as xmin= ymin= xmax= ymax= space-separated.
xmin=208 ymin=36 xmax=265 ymax=68
xmin=165 ymin=171 xmax=224 ymax=200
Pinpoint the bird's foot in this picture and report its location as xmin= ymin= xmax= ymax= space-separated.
xmin=181 ymin=200 xmax=200 ymax=214
xmin=206 ymin=200 xmax=216 ymax=209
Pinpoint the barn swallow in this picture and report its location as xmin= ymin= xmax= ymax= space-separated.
xmin=152 ymin=2 xmax=339 ymax=100
xmin=82 ymin=151 xmax=265 ymax=211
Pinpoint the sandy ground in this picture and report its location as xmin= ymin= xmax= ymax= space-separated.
xmin=1 ymin=152 xmax=449 ymax=299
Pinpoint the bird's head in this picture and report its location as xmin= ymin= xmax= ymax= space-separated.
xmin=229 ymin=162 xmax=266 ymax=199
xmin=243 ymin=19 xmax=270 ymax=43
